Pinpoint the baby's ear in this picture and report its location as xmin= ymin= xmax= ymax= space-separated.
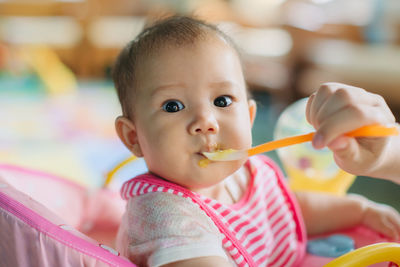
xmin=115 ymin=116 xmax=143 ymax=157
xmin=248 ymin=99 xmax=257 ymax=127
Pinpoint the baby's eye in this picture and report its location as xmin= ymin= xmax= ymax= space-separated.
xmin=162 ymin=100 xmax=185 ymax=113
xmin=214 ymin=96 xmax=233 ymax=107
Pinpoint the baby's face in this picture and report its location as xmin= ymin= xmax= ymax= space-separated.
xmin=130 ymin=36 xmax=255 ymax=190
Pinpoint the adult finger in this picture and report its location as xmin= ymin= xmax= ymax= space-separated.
xmin=313 ymin=87 xmax=385 ymax=125
xmin=312 ymin=105 xmax=391 ymax=149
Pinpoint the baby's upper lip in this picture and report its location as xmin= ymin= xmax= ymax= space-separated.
xmin=199 ymin=143 xmax=220 ymax=153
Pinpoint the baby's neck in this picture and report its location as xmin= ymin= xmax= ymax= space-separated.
xmin=195 ymin=166 xmax=250 ymax=205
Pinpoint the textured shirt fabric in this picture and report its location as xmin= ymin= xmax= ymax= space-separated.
xmin=116 ymin=155 xmax=306 ymax=267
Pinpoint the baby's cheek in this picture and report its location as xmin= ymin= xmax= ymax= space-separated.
xmin=232 ymin=130 xmax=253 ymax=149
xmin=232 ymin=118 xmax=253 ymax=146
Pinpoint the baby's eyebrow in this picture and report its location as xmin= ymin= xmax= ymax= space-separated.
xmin=150 ymin=81 xmax=241 ymax=97
xmin=151 ymin=83 xmax=186 ymax=97
xmin=209 ymin=81 xmax=240 ymax=90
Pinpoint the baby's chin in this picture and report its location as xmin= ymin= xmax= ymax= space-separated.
xmin=192 ymin=159 xmax=247 ymax=187
xmin=150 ymin=157 xmax=248 ymax=190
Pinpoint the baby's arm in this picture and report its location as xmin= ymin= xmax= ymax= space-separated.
xmin=306 ymin=82 xmax=400 ymax=182
xmin=295 ymin=191 xmax=400 ymax=240
xmin=162 ymin=256 xmax=231 ymax=267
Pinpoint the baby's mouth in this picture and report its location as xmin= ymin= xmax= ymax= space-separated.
xmin=197 ymin=152 xmax=207 ymax=158
xmin=197 ymin=143 xmax=222 ymax=168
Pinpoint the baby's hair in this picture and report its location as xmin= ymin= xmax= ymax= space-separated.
xmin=112 ymin=15 xmax=242 ymax=118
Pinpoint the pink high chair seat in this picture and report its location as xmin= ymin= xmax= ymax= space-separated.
xmin=0 ymin=164 xmax=135 ymax=267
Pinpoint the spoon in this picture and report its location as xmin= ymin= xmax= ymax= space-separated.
xmin=202 ymin=124 xmax=399 ymax=162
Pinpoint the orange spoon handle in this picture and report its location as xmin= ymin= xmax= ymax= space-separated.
xmin=345 ymin=124 xmax=399 ymax=137
xmin=248 ymin=133 xmax=314 ymax=156
xmin=247 ymin=124 xmax=398 ymax=157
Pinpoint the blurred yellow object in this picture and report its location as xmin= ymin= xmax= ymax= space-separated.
xmin=20 ymin=45 xmax=77 ymax=94
xmin=324 ymin=242 xmax=400 ymax=267
xmin=103 ymin=156 xmax=137 ymax=188
xmin=286 ymin=166 xmax=355 ymax=196
xmin=284 ymin=123 xmax=399 ymax=196
xmin=274 ymin=97 xmax=399 ymax=197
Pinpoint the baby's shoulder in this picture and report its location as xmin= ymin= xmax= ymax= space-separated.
xmin=118 ymin=193 xmax=227 ymax=266
xmin=126 ymin=192 xmax=195 ymax=215
xmin=122 ymin=192 xmax=221 ymax=241
xmin=126 ymin=192 xmax=215 ymax=228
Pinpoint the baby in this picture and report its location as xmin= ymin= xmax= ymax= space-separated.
xmin=112 ymin=16 xmax=400 ymax=267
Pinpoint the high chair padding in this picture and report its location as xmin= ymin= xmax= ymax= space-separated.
xmin=0 ymin=165 xmax=135 ymax=267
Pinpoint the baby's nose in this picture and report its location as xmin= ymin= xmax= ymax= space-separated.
xmin=188 ymin=113 xmax=219 ymax=135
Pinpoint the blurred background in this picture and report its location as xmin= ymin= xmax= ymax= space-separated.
xmin=1 ymin=0 xmax=399 ymax=208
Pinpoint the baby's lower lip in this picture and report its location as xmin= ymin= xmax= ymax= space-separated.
xmin=197 ymin=152 xmax=207 ymax=158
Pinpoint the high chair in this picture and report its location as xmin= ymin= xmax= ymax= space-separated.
xmin=1 ymin=162 xmax=399 ymax=267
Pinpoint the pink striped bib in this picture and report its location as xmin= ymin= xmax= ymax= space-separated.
xmin=121 ymin=156 xmax=306 ymax=267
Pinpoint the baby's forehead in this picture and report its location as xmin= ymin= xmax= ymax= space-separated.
xmin=136 ymin=35 xmax=239 ymax=75
xmin=143 ymin=32 xmax=235 ymax=58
